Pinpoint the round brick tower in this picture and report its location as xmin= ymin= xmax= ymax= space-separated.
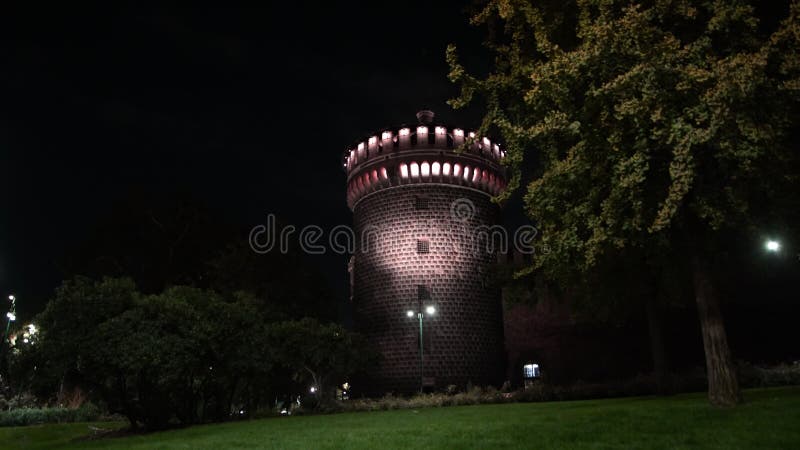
xmin=344 ymin=111 xmax=507 ymax=395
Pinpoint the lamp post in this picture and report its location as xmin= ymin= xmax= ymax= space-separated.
xmin=2 ymin=295 xmax=16 ymax=366
xmin=3 ymin=295 xmax=15 ymax=344
xmin=406 ymin=305 xmax=436 ymax=393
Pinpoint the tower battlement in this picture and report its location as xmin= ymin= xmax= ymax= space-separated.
xmin=343 ymin=121 xmax=508 ymax=209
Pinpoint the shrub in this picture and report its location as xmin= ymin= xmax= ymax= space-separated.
xmin=0 ymin=403 xmax=101 ymax=427
xmin=738 ymin=361 xmax=800 ymax=388
xmin=261 ymin=361 xmax=800 ymax=419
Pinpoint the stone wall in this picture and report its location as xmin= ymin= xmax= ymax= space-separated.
xmin=352 ymin=184 xmax=505 ymax=394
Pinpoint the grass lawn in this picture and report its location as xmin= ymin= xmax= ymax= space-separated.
xmin=2 ymin=387 xmax=799 ymax=449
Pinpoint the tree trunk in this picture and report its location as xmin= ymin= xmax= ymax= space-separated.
xmin=691 ymin=252 xmax=741 ymax=407
xmin=644 ymin=293 xmax=669 ymax=395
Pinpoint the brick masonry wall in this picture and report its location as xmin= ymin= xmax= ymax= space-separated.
xmin=352 ymin=184 xmax=505 ymax=394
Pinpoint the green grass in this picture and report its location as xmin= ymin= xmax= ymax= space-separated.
xmin=2 ymin=387 xmax=799 ymax=449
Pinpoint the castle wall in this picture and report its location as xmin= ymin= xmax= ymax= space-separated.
xmin=352 ymin=184 xmax=505 ymax=394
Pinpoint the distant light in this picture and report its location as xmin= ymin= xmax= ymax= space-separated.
xmin=382 ymin=131 xmax=392 ymax=140
xmin=523 ymin=363 xmax=540 ymax=378
xmin=406 ymin=310 xmax=415 ymax=318
xmin=8 ymin=295 xmax=14 ymax=301
xmin=766 ymin=240 xmax=780 ymax=252
xmin=417 ymin=126 xmax=428 ymax=135
xmin=309 ymin=386 xmax=317 ymax=393
xmin=435 ymin=126 xmax=446 ymax=135
xmin=368 ymin=136 xmax=377 ymax=145
xmin=399 ymin=128 xmax=410 ymax=136
xmin=482 ymin=137 xmax=490 ymax=146
xmin=358 ymin=142 xmax=364 ymax=150
xmin=23 ymin=338 xmax=28 ymax=344
xmin=469 ymin=132 xmax=476 ymax=138
xmin=425 ymin=306 xmax=436 ymax=315
xmin=454 ymin=128 xmax=464 ymax=137
xmin=6 ymin=312 xmax=15 ymax=321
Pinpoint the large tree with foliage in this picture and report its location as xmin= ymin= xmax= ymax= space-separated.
xmin=448 ymin=0 xmax=800 ymax=407
xmin=26 ymin=276 xmax=374 ymax=428
xmin=32 ymin=278 xmax=278 ymax=429
xmin=269 ymin=318 xmax=378 ymax=407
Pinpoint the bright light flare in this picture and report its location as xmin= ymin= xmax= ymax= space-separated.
xmin=425 ymin=306 xmax=436 ymax=315
xmin=406 ymin=310 xmax=415 ymax=318
xmin=766 ymin=240 xmax=781 ymax=252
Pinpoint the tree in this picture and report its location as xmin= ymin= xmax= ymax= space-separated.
xmin=33 ymin=278 xmax=280 ymax=429
xmin=30 ymin=276 xmax=372 ymax=427
xmin=207 ymin=240 xmax=337 ymax=322
xmin=448 ymin=0 xmax=800 ymax=406
xmin=34 ymin=276 xmax=138 ymax=401
xmin=268 ymin=318 xmax=378 ymax=407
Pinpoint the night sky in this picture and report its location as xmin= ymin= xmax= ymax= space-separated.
xmin=2 ymin=2 xmax=497 ymax=317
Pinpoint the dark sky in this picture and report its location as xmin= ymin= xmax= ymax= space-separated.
xmin=1 ymin=3 xmax=496 ymax=317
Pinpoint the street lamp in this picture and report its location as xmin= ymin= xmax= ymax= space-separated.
xmin=3 ymin=295 xmax=16 ymax=357
xmin=406 ymin=304 xmax=436 ymax=393
xmin=766 ymin=240 xmax=781 ymax=252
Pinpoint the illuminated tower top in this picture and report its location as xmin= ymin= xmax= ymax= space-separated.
xmin=342 ymin=111 xmax=507 ymax=209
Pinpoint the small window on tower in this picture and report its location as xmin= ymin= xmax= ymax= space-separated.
xmin=415 ymin=196 xmax=429 ymax=210
xmin=417 ymin=285 xmax=430 ymax=301
xmin=417 ymin=239 xmax=430 ymax=254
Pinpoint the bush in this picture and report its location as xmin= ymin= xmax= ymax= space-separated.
xmin=0 ymin=392 xmax=38 ymax=412
xmin=738 ymin=361 xmax=800 ymax=388
xmin=0 ymin=403 xmax=101 ymax=427
xmin=257 ymin=361 xmax=800 ymax=419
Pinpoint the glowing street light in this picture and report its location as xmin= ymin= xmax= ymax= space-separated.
xmin=3 ymin=294 xmax=17 ymax=355
xmin=309 ymin=386 xmax=317 ymax=394
xmin=766 ymin=240 xmax=781 ymax=252
xmin=406 ymin=305 xmax=437 ymax=392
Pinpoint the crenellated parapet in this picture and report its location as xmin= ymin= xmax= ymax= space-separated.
xmin=343 ymin=114 xmax=508 ymax=209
